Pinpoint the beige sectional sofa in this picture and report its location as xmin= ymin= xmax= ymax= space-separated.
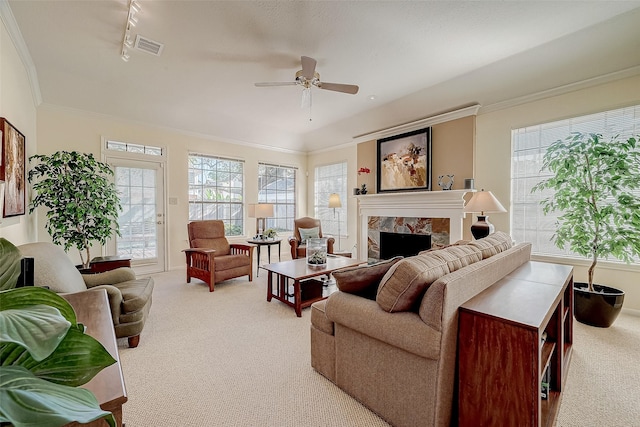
xmin=310 ymin=232 xmax=532 ymax=427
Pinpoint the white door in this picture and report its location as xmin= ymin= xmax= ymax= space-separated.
xmin=107 ymin=157 xmax=166 ymax=274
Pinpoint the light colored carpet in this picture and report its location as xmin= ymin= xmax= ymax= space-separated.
xmin=117 ymin=268 xmax=640 ymax=426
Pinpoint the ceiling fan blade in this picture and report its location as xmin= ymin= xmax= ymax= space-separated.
xmin=318 ymin=82 xmax=359 ymax=95
xmin=301 ymin=56 xmax=317 ymax=79
xmin=254 ymin=82 xmax=298 ymax=87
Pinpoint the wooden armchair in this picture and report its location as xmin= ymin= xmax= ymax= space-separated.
xmin=288 ymin=217 xmax=335 ymax=259
xmin=184 ymin=220 xmax=255 ymax=292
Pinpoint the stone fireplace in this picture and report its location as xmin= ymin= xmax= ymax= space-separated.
xmin=357 ymin=190 xmax=470 ymax=261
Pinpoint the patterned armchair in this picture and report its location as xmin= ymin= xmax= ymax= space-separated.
xmin=288 ymin=217 xmax=335 ymax=259
xmin=184 ymin=220 xmax=255 ymax=292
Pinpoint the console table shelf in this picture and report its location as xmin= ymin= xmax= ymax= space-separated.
xmin=458 ymin=261 xmax=573 ymax=427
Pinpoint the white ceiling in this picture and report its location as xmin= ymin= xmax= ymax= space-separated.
xmin=6 ymin=1 xmax=640 ymax=153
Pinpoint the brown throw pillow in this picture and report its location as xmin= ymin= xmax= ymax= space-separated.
xmin=376 ymin=253 xmax=450 ymax=312
xmin=333 ymin=256 xmax=403 ymax=299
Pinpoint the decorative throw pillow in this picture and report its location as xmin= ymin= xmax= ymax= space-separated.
xmin=333 ymin=256 xmax=403 ymax=299
xmin=429 ymin=245 xmax=482 ymax=272
xmin=468 ymin=232 xmax=513 ymax=259
xmin=489 ymin=231 xmax=514 ymax=251
xmin=376 ymin=253 xmax=450 ymax=312
xmin=299 ymin=227 xmax=320 ymax=242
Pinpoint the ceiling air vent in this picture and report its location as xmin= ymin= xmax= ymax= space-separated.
xmin=134 ymin=35 xmax=164 ymax=56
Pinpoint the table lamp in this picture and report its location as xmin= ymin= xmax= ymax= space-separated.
xmin=253 ymin=203 xmax=274 ymax=238
xmin=463 ymin=189 xmax=506 ymax=239
xmin=328 ymin=193 xmax=342 ymax=250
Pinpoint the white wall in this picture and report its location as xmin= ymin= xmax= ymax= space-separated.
xmin=0 ymin=16 xmax=37 ymax=244
xmin=35 ymin=105 xmax=307 ymax=270
xmin=476 ymin=74 xmax=640 ymax=312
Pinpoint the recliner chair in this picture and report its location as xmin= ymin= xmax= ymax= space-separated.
xmin=288 ymin=217 xmax=335 ymax=259
xmin=18 ymin=242 xmax=153 ymax=348
xmin=184 ymin=220 xmax=255 ymax=292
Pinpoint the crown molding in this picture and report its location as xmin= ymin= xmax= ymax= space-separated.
xmin=480 ymin=65 xmax=640 ymax=115
xmin=0 ymin=0 xmax=42 ymax=106
xmin=351 ymin=104 xmax=481 ymax=143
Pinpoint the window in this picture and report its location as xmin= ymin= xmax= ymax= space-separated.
xmin=314 ymin=162 xmax=347 ymax=239
xmin=258 ymin=163 xmax=296 ymax=232
xmin=107 ymin=140 xmax=163 ymax=156
xmin=511 ymin=104 xmax=640 ymax=263
xmin=188 ymin=154 xmax=244 ymax=236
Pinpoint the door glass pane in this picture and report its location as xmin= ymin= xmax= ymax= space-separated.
xmin=116 ymin=166 xmax=157 ymax=260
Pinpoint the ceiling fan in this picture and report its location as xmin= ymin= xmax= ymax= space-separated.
xmin=255 ymin=56 xmax=359 ymax=97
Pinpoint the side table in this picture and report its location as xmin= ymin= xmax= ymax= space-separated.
xmin=89 ymin=256 xmax=132 ymax=273
xmin=246 ymin=238 xmax=282 ymax=277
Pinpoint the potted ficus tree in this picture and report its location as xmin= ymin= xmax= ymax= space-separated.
xmin=532 ymin=132 xmax=640 ymax=327
xmin=28 ymin=151 xmax=122 ymax=269
xmin=0 ymin=238 xmax=117 ymax=426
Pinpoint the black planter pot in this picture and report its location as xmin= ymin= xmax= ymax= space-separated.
xmin=574 ymin=282 xmax=625 ymax=328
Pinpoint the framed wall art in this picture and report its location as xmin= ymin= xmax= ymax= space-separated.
xmin=0 ymin=118 xmax=26 ymax=217
xmin=377 ymin=127 xmax=432 ymax=193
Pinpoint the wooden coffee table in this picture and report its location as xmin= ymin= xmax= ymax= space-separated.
xmin=264 ymin=255 xmax=366 ymax=317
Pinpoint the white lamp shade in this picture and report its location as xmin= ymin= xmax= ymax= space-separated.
xmin=463 ymin=190 xmax=506 ymax=214
xmin=328 ymin=193 xmax=342 ymax=208
xmin=254 ymin=203 xmax=274 ymax=218
xmin=248 ymin=203 xmax=256 ymax=218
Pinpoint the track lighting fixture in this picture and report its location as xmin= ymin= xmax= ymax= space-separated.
xmin=120 ymin=0 xmax=141 ymax=62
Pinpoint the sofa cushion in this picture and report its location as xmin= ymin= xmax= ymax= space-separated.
xmin=468 ymin=232 xmax=513 ymax=259
xmin=214 ymin=253 xmax=250 ymax=271
xmin=333 ymin=256 xmax=402 ymax=299
xmin=192 ymin=238 xmax=230 ymax=256
xmin=376 ymin=253 xmax=450 ymax=312
xmin=430 ymin=245 xmax=483 ymax=272
xmin=82 ymin=267 xmax=137 ymax=288
xmin=117 ymin=277 xmax=154 ymax=313
xmin=299 ymin=227 xmax=320 ymax=241
xmin=488 ymin=231 xmax=514 ymax=251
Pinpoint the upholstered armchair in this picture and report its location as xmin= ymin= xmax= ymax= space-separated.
xmin=288 ymin=217 xmax=335 ymax=259
xmin=18 ymin=242 xmax=154 ymax=348
xmin=184 ymin=220 xmax=255 ymax=292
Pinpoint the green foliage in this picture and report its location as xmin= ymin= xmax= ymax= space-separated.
xmin=0 ymin=238 xmax=22 ymax=292
xmin=532 ymin=132 xmax=640 ymax=290
xmin=264 ymin=228 xmax=278 ymax=238
xmin=0 ymin=238 xmax=116 ymax=427
xmin=28 ymin=151 xmax=122 ymax=268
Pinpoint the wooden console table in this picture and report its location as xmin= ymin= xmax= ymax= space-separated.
xmin=458 ymin=261 xmax=573 ymax=427
xmin=62 ymin=289 xmax=127 ymax=427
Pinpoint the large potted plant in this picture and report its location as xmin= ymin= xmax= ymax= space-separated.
xmin=28 ymin=151 xmax=122 ymax=269
xmin=532 ymin=132 xmax=640 ymax=327
xmin=0 ymin=238 xmax=116 ymax=426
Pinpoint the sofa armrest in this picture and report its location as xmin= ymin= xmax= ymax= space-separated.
xmin=87 ymin=285 xmax=123 ymax=324
xmin=325 ymin=292 xmax=441 ymax=360
xmin=82 ymin=267 xmax=136 ymax=287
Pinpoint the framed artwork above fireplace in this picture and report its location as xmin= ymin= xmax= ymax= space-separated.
xmin=377 ymin=127 xmax=432 ymax=193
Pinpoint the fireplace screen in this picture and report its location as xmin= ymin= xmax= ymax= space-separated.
xmin=379 ymin=232 xmax=431 ymax=260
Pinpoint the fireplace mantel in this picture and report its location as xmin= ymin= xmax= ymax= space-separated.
xmin=357 ymin=190 xmax=471 ymax=260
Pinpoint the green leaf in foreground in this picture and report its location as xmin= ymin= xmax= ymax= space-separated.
xmin=0 ymin=366 xmax=116 ymax=427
